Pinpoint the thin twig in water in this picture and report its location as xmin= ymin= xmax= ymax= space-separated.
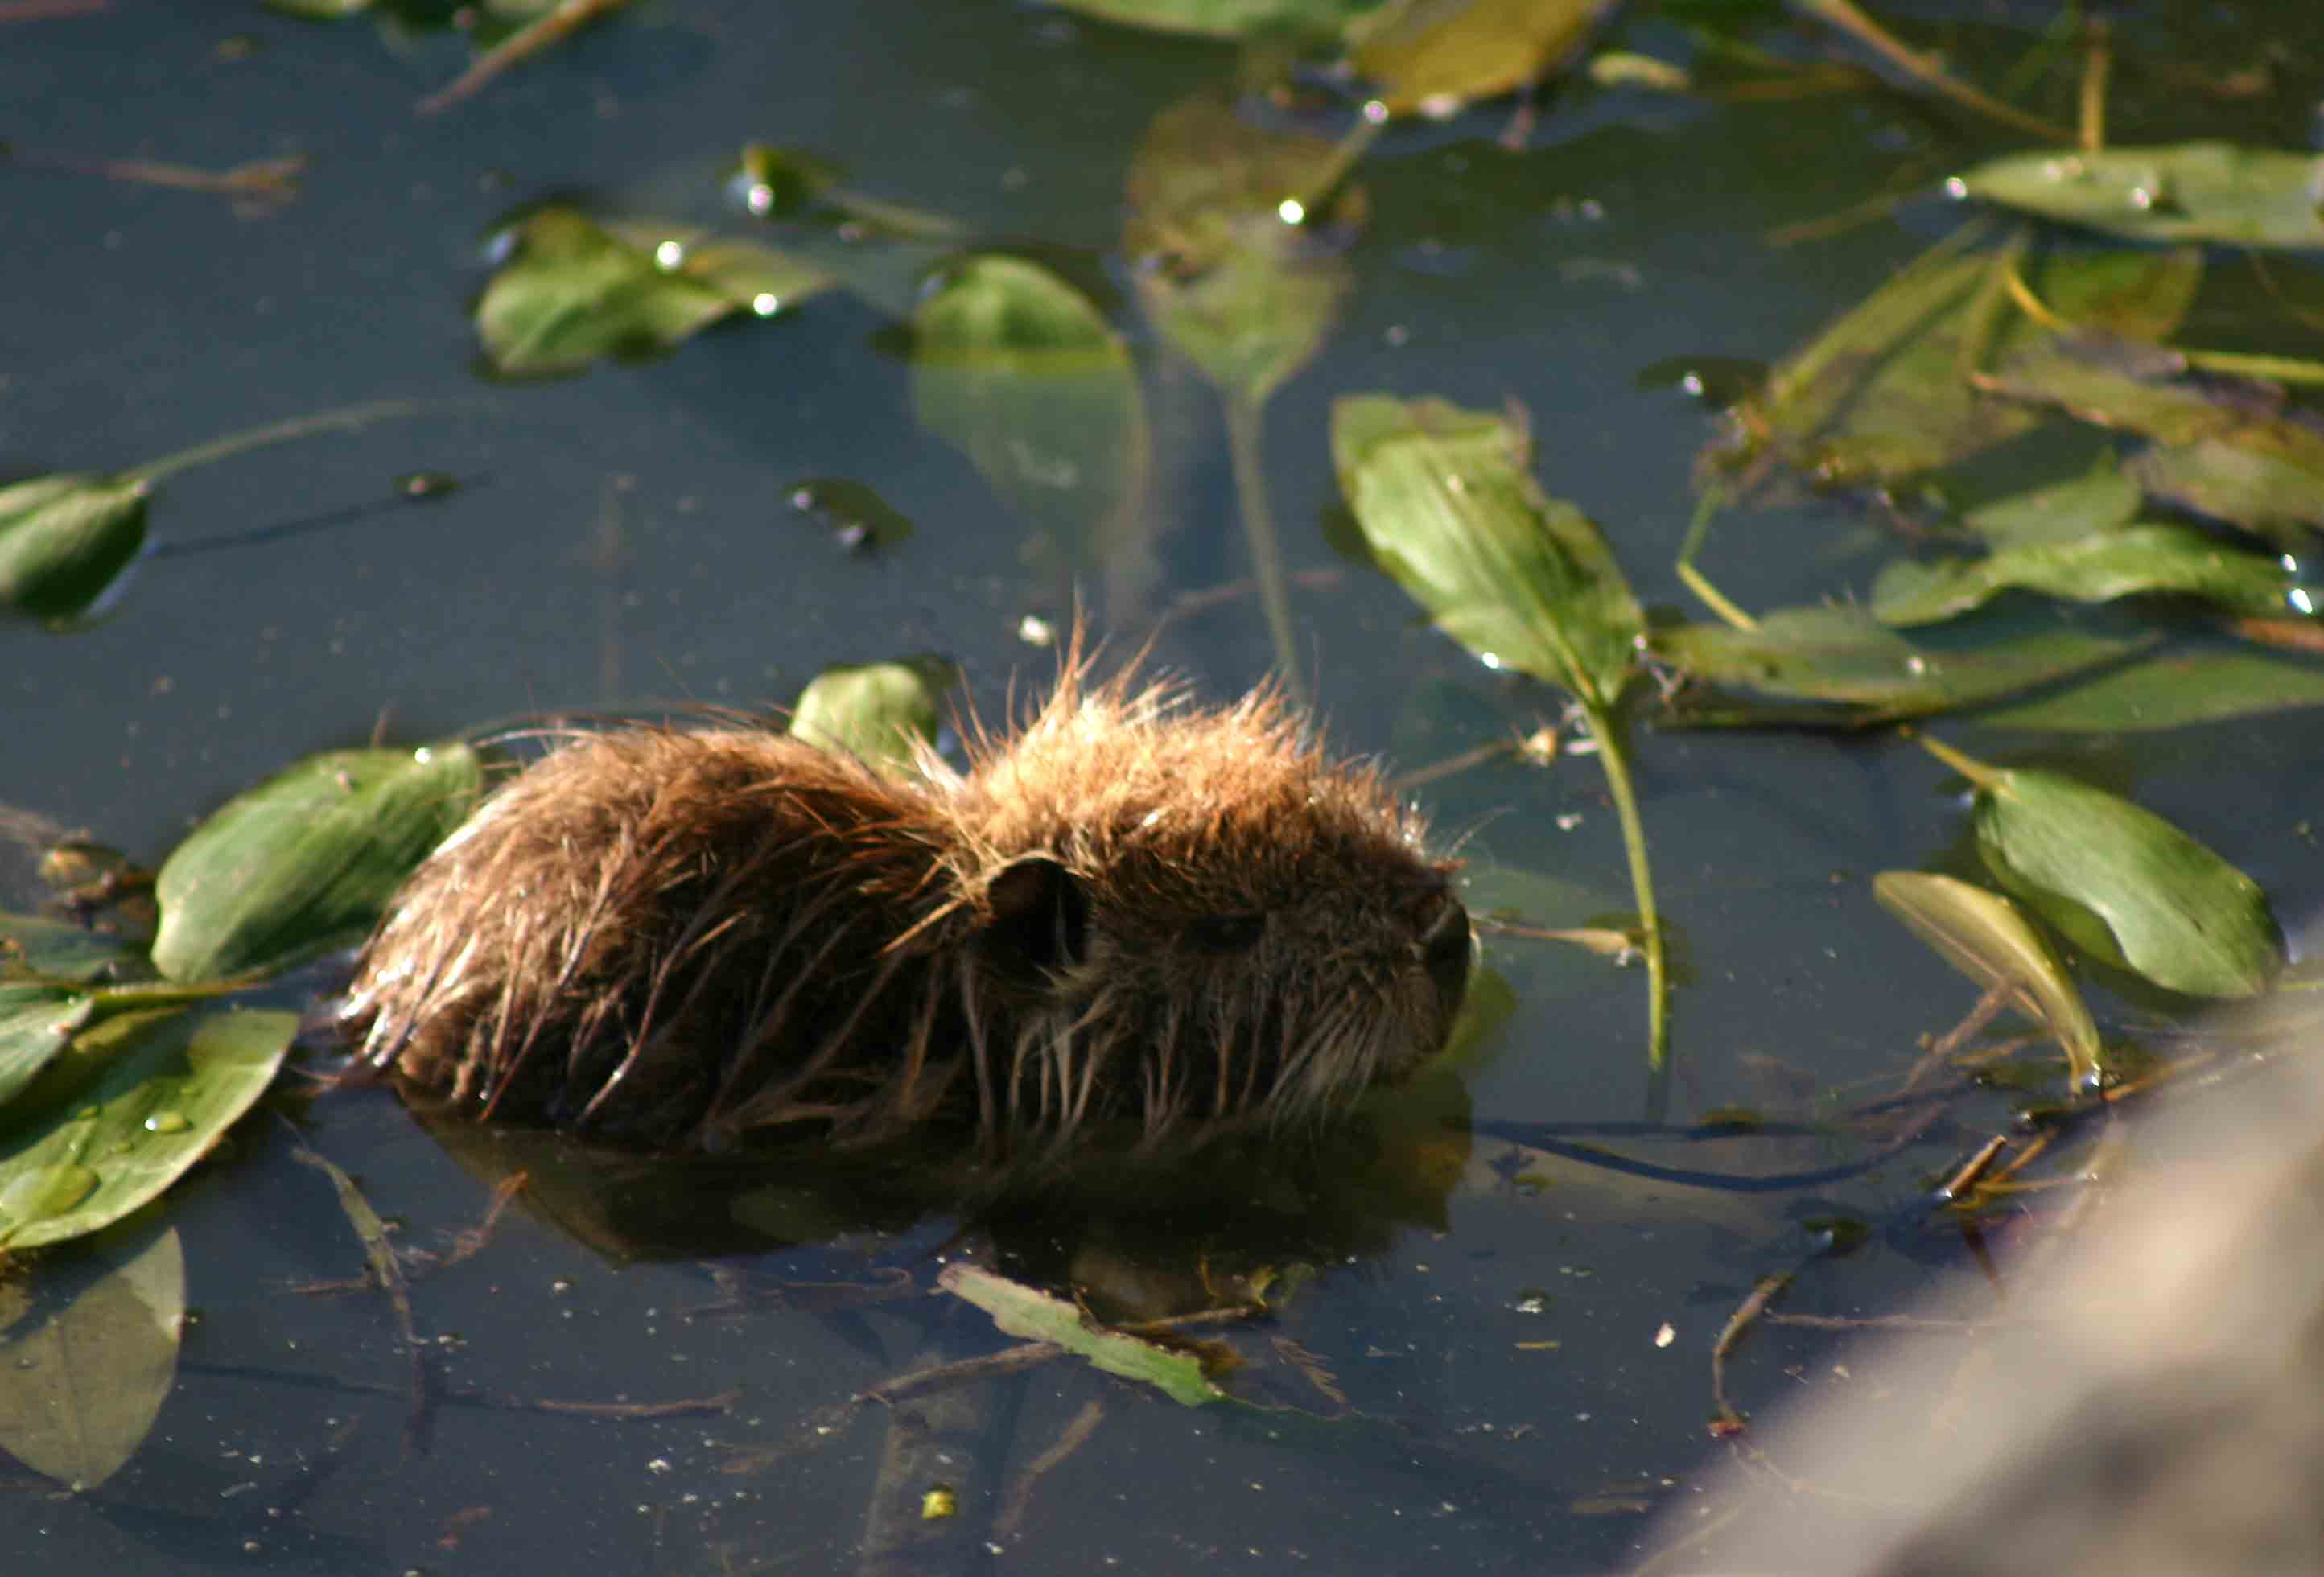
xmin=286 ymin=1127 xmax=438 ymax=1455
xmin=995 ymin=1398 xmax=1105 ymax=1539
xmin=1709 ymin=1272 xmax=1792 ymax=1434
xmin=439 ymin=1171 xmax=529 ymax=1266
xmin=856 ymin=1342 xmax=1066 ymax=1407
xmin=416 ymin=0 xmax=635 ymax=117
xmin=8 ymin=148 xmax=303 ymax=207
xmin=1795 ymin=0 xmax=2075 ymax=142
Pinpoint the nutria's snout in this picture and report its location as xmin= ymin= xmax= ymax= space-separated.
xmin=1417 ymin=886 xmax=1473 ymax=1029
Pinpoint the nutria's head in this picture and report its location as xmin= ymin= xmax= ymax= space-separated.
xmin=945 ymin=668 xmax=1472 ymax=1151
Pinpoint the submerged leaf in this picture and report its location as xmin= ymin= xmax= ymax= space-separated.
xmin=1980 ymin=646 xmax=2324 ymax=731
xmin=1039 ymin=0 xmax=1374 ymax=38
xmin=910 ymin=256 xmax=1152 ymax=598
xmin=151 ymin=744 xmax=484 ymax=983
xmin=1125 ymin=96 xmax=1358 ymax=407
xmin=2130 ymin=438 xmax=2324 ymax=546
xmin=0 ymin=474 xmax=149 ymax=624
xmin=1332 ymin=394 xmax=1642 ymax=706
xmin=0 ymin=1007 xmax=296 ymax=1248
xmin=0 ymin=1220 xmax=183 ymax=1490
xmin=788 ymin=658 xmax=958 ymax=777
xmin=1872 ymin=525 xmax=2316 ymax=626
xmin=941 ymin=1262 xmax=1226 ymax=1406
xmin=1730 ymin=236 xmax=2201 ymax=486
xmin=1652 ymin=607 xmax=2146 ymax=725
xmin=1349 ymin=0 xmax=1620 ymax=117
xmin=1985 ymin=332 xmax=2324 ymax=546
xmin=1959 ymin=142 xmax=2324 ymax=250
xmin=1873 ymin=871 xmax=2104 ymax=1085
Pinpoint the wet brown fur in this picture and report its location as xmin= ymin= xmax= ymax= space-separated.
xmin=342 ymin=655 xmax=1472 ymax=1159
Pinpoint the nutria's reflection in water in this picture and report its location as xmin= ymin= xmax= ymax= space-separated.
xmin=403 ymin=1069 xmax=1471 ymax=1277
xmin=404 ymin=1066 xmax=1474 ymax=1568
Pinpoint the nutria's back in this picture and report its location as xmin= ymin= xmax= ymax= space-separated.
xmin=344 ymin=661 xmax=1472 ymax=1160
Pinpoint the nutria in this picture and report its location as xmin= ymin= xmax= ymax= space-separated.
xmin=341 ymin=652 xmax=1473 ymax=1161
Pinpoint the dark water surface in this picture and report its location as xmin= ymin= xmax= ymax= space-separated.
xmin=6 ymin=2 xmax=2324 ymax=1571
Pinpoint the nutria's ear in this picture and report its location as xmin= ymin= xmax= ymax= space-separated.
xmin=983 ymin=855 xmax=1090 ymax=974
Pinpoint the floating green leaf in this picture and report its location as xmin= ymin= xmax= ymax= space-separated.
xmin=1039 ymin=0 xmax=1377 ymax=38
xmin=731 ymin=143 xmax=963 ymax=241
xmin=784 ymin=477 xmax=916 ymax=552
xmin=1872 ymin=871 xmax=2104 ymax=1085
xmin=1985 ymin=332 xmax=2324 ymax=546
xmin=909 ymin=256 xmax=1152 ymax=600
xmin=1921 ymin=739 xmax=2284 ymax=997
xmin=1333 ymin=394 xmax=1642 ymax=707
xmin=1653 ymin=607 xmax=2147 ymax=725
xmin=0 ymin=985 xmax=95 ymax=1110
xmin=0 ymin=474 xmax=149 ymax=624
xmin=0 ymin=913 xmax=150 ymax=986
xmin=1872 ymin=525 xmax=2314 ymax=626
xmin=788 ymin=658 xmax=958 ymax=778
xmin=720 ymin=145 xmax=969 ymax=319
xmin=151 ymin=744 xmax=484 ymax=984
xmin=1979 ymin=646 xmax=2324 ymax=731
xmin=0 ymin=1220 xmax=183 ymax=1490
xmin=598 ymin=219 xmax=834 ymax=317
xmin=939 ymin=1262 xmax=1226 ymax=1406
xmin=1348 ymin=0 xmax=1619 ymax=117
xmin=2131 ymin=438 xmax=2324 ymax=546
xmin=1959 ymin=142 xmax=2324 ymax=250
xmin=3 ymin=402 xmax=435 ymax=625
xmin=475 ymin=208 xmax=833 ymax=377
xmin=0 ymin=1007 xmax=296 ymax=1248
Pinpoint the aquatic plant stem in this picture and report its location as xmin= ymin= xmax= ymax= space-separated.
xmin=1794 ymin=0 xmax=2075 ymax=142
xmin=1675 ymin=485 xmax=1757 ymax=632
xmin=124 ymin=398 xmax=439 ymax=487
xmin=1587 ymin=699 xmax=1668 ymax=1075
xmin=1224 ymin=393 xmax=1307 ymax=706
xmin=1290 ymin=115 xmax=1384 ymax=223
xmin=1909 ymin=730 xmax=2002 ymax=788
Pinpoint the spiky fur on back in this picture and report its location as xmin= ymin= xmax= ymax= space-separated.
xmin=344 ymin=655 xmax=1471 ymax=1159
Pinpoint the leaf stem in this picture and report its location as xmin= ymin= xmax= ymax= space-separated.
xmin=1224 ymin=394 xmax=1307 ymax=706
xmin=1290 ymin=114 xmax=1384 ymax=223
xmin=125 ymin=398 xmax=439 ymax=486
xmin=1587 ymin=700 xmax=1668 ymax=1073
xmin=1793 ymin=0 xmax=2076 ymax=143
xmin=1675 ymin=484 xmax=1758 ymax=632
xmin=1910 ymin=729 xmax=2001 ymax=788
xmin=87 ymin=981 xmax=239 ymax=1018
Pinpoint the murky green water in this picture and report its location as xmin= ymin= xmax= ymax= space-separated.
xmin=6 ymin=2 xmax=2323 ymax=1571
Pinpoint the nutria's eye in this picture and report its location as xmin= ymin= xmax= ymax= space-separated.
xmin=1186 ymin=912 xmax=1266 ymax=953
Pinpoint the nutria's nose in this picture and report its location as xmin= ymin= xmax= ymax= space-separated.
xmin=1415 ymin=887 xmax=1473 ymax=1014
